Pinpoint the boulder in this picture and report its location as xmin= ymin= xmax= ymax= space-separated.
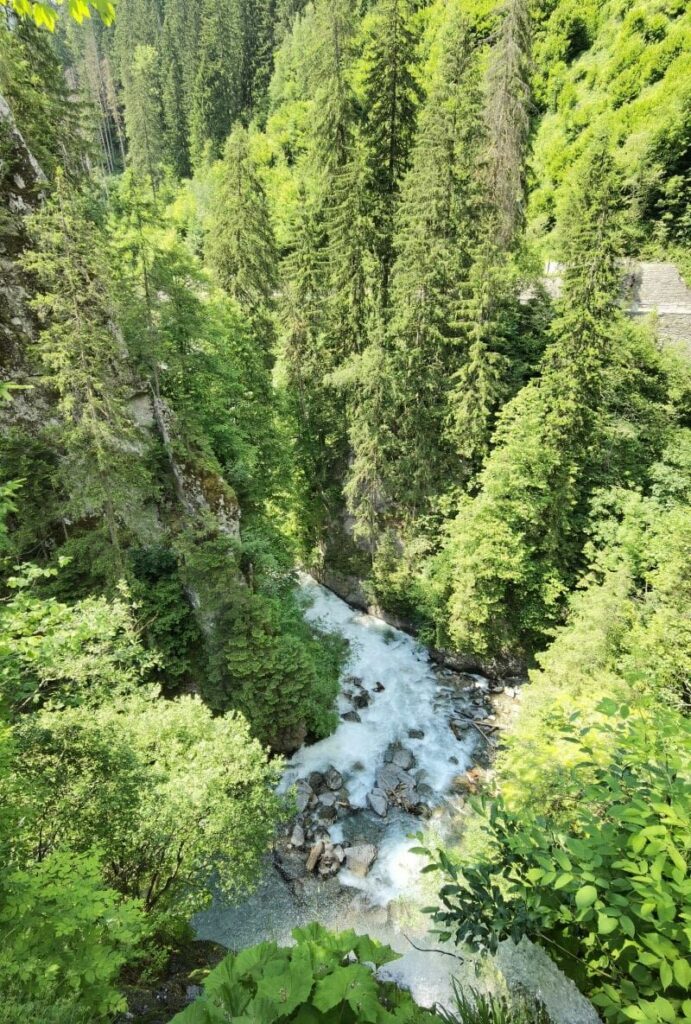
xmin=353 ymin=690 xmax=371 ymax=709
xmin=318 ymin=844 xmax=342 ymax=878
xmin=272 ymin=722 xmax=307 ymax=755
xmin=376 ymin=763 xmax=411 ymax=795
xmin=408 ymin=728 xmax=424 ymax=739
xmin=374 ymin=681 xmax=386 ymax=692
xmin=294 ymin=783 xmax=313 ymax=814
xmin=344 ymin=843 xmax=378 ymax=878
xmin=367 ymin=788 xmax=388 ymax=817
xmin=325 ymin=766 xmax=344 ymax=791
xmin=342 ymin=710 xmax=361 ymax=723
xmin=290 ymin=823 xmax=305 ymax=849
xmin=306 ymin=841 xmax=324 ymax=873
xmin=308 ymin=771 xmax=326 ymax=793
xmin=391 ymin=747 xmax=415 ymax=771
xmin=318 ymin=790 xmax=337 ymax=807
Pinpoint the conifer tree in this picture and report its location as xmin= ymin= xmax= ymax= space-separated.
xmin=443 ymin=145 xmax=629 ymax=657
xmin=190 ymin=0 xmax=246 ymax=161
xmin=349 ymin=7 xmax=485 ymax=526
xmin=485 ymin=0 xmax=532 ymax=246
xmin=123 ymin=44 xmax=166 ymax=189
xmin=206 ymin=124 xmax=277 ymax=346
xmin=360 ymin=0 xmax=421 ymax=306
xmin=21 ymin=179 xmax=150 ymax=569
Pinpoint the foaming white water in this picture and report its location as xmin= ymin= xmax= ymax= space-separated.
xmin=196 ymin=576 xmax=478 ymax=946
xmin=283 ymin=576 xmax=474 ymax=814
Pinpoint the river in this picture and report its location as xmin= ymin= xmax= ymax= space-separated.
xmin=193 ymin=577 xmax=490 ymax=1006
xmin=193 ymin=579 xmax=603 ymax=1023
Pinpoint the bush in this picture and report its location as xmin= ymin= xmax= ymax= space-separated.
xmin=0 ymin=851 xmax=145 ymax=1017
xmin=9 ymin=693 xmax=284 ymax=928
xmin=421 ymin=705 xmax=691 ymax=1024
xmin=171 ymin=924 xmax=440 ymax=1023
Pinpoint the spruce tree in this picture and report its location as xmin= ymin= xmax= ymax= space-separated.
xmin=360 ymin=0 xmax=421 ymax=306
xmin=190 ymin=0 xmax=245 ymax=162
xmin=123 ymin=44 xmax=166 ymax=189
xmin=21 ymin=179 xmax=150 ymax=570
xmin=485 ymin=0 xmax=532 ymax=246
xmin=206 ymin=124 xmax=277 ymax=340
xmin=350 ymin=7 xmax=486 ymax=526
xmin=443 ymin=145 xmax=629 ymax=657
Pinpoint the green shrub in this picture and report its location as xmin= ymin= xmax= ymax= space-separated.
xmin=0 ymin=851 xmax=145 ymax=1017
xmin=421 ymin=705 xmax=691 ymax=1024
xmin=171 ymin=924 xmax=440 ymax=1023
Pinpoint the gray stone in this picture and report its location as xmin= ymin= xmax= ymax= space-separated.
xmin=391 ymin=746 xmax=415 ymax=770
xmin=408 ymin=728 xmax=425 ymax=739
xmin=344 ymin=843 xmax=378 ymax=877
xmin=366 ymin=788 xmax=388 ymax=817
xmin=376 ymin=763 xmax=411 ymax=795
xmin=185 ymin=985 xmax=203 ymax=1003
xmin=308 ymin=771 xmax=326 ymax=793
xmin=353 ymin=690 xmax=371 ymax=709
xmin=325 ymin=765 xmax=344 ymax=790
xmin=295 ymin=788 xmax=311 ymax=814
xmin=342 ymin=710 xmax=361 ymax=723
xmin=290 ymin=823 xmax=305 ymax=849
xmin=497 ymin=936 xmax=601 ymax=1024
xmin=319 ymin=790 xmax=337 ymax=807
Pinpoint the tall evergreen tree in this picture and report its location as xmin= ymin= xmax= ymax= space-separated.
xmin=206 ymin=124 xmax=277 ymax=339
xmin=21 ymin=179 xmax=151 ymax=570
xmin=443 ymin=144 xmax=630 ymax=657
xmin=485 ymin=0 xmax=532 ymax=246
xmin=346 ymin=7 xmax=486 ymax=528
xmin=123 ymin=44 xmax=166 ymax=188
xmin=360 ymin=0 xmax=421 ymax=306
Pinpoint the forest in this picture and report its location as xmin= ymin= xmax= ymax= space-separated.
xmin=0 ymin=0 xmax=689 ymax=1022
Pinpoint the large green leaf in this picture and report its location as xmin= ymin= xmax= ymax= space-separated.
xmin=312 ymin=964 xmax=382 ymax=1022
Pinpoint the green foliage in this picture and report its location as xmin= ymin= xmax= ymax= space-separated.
xmin=0 ymin=851 xmax=146 ymax=1017
xmin=9 ymin=693 xmax=283 ymax=921
xmin=422 ymin=707 xmax=691 ymax=1023
xmin=438 ymin=981 xmax=547 ymax=1024
xmin=0 ymin=561 xmax=155 ymax=714
xmin=171 ymin=923 xmax=439 ymax=1024
xmin=0 ymin=0 xmax=115 ymax=32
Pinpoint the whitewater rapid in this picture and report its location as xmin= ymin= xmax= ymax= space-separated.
xmin=194 ymin=577 xmax=482 ymax=1002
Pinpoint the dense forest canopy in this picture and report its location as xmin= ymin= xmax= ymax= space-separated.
xmin=0 ymin=0 xmax=689 ymax=1022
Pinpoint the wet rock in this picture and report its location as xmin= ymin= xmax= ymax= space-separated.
xmin=417 ymin=783 xmax=435 ymax=802
xmin=272 ymin=722 xmax=308 ymax=755
xmin=344 ymin=843 xmax=378 ymax=877
xmin=294 ymin=782 xmax=313 ymax=814
xmin=344 ymin=675 xmax=364 ymax=688
xmin=353 ymin=690 xmax=372 ymax=709
xmin=376 ymin=763 xmax=411 ymax=795
xmin=318 ymin=844 xmax=342 ymax=878
xmin=367 ymin=788 xmax=388 ymax=817
xmin=353 ymin=760 xmax=365 ymax=771
xmin=374 ymin=681 xmax=385 ymax=692
xmin=342 ymin=710 xmax=361 ymax=723
xmin=408 ymin=728 xmax=424 ymax=739
xmin=317 ymin=803 xmax=337 ymax=822
xmin=449 ymin=755 xmax=459 ymax=765
xmin=450 ymin=719 xmax=470 ymax=740
xmin=319 ymin=790 xmax=337 ymax=807
xmin=391 ymin=746 xmax=415 ymax=771
xmin=383 ymin=744 xmax=396 ymax=764
xmin=290 ymin=823 xmax=305 ymax=849
xmin=306 ymin=841 xmax=324 ymax=873
xmin=325 ymin=765 xmax=344 ymax=791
